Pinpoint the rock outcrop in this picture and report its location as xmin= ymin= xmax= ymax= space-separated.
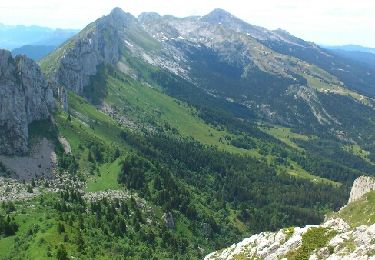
xmin=58 ymin=85 xmax=68 ymax=111
xmin=206 ymin=176 xmax=375 ymax=260
xmin=162 ymin=212 xmax=175 ymax=229
xmin=348 ymin=176 xmax=375 ymax=203
xmin=0 ymin=49 xmax=54 ymax=155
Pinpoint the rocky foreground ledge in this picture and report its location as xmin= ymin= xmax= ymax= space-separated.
xmin=205 ymin=176 xmax=375 ymax=260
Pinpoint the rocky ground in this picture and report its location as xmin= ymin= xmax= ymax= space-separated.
xmin=58 ymin=136 xmax=71 ymax=154
xmin=0 ymin=138 xmax=57 ymax=180
xmin=0 ymin=172 xmax=85 ymax=202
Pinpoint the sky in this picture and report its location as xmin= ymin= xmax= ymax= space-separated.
xmin=1 ymin=0 xmax=375 ymax=47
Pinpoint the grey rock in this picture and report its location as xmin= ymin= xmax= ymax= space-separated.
xmin=57 ymin=84 xmax=68 ymax=111
xmin=348 ymin=176 xmax=375 ymax=204
xmin=163 ymin=212 xmax=175 ymax=229
xmin=0 ymin=49 xmax=54 ymax=155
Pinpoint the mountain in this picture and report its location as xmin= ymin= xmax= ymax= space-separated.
xmin=323 ymin=47 xmax=375 ymax=68
xmin=323 ymin=44 xmax=375 ymax=54
xmin=206 ymin=176 xmax=375 ymax=259
xmin=1 ymin=7 xmax=375 ymax=259
xmin=0 ymin=23 xmax=78 ymax=50
xmin=11 ymin=45 xmax=56 ymax=61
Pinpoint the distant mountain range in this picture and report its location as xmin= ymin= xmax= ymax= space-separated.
xmin=0 ymin=24 xmax=79 ymax=49
xmin=11 ymin=45 xmax=56 ymax=61
xmin=0 ymin=23 xmax=79 ymax=60
xmin=321 ymin=44 xmax=375 ymax=70
xmin=323 ymin=44 xmax=375 ymax=54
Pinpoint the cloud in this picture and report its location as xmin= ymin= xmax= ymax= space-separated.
xmin=0 ymin=0 xmax=374 ymax=47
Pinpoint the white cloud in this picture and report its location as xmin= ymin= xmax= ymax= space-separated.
xmin=0 ymin=0 xmax=374 ymax=47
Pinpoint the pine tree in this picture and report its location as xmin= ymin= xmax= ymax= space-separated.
xmin=57 ymin=244 xmax=68 ymax=260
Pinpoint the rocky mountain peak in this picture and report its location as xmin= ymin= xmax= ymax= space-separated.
xmin=100 ymin=7 xmax=136 ymax=30
xmin=108 ymin=7 xmax=132 ymax=20
xmin=53 ymin=8 xmax=127 ymax=95
xmin=201 ymin=8 xmax=273 ymax=41
xmin=202 ymin=8 xmax=237 ymax=24
xmin=0 ymin=49 xmax=54 ymax=155
xmin=138 ymin=12 xmax=162 ymax=22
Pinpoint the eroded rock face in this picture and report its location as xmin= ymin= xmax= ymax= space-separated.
xmin=0 ymin=49 xmax=54 ymax=155
xmin=55 ymin=8 xmax=135 ymax=94
xmin=348 ymin=176 xmax=375 ymax=203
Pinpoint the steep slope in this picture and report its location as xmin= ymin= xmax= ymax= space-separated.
xmin=41 ymin=8 xmax=138 ymax=94
xmin=0 ymin=49 xmax=54 ymax=155
xmin=206 ymin=176 xmax=375 ymax=260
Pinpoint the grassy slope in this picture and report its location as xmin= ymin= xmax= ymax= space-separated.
xmin=57 ymin=85 xmax=254 ymax=192
xmin=260 ymin=125 xmax=311 ymax=151
xmin=305 ymin=73 xmax=375 ymax=109
xmin=343 ymin=144 xmax=374 ymax=165
xmin=55 ymin=93 xmax=130 ymax=193
xmin=0 ymin=194 xmax=76 ymax=260
xmin=106 ymin=75 xmax=251 ymax=154
xmin=86 ymin=158 xmax=122 ymax=192
xmin=106 ymin=73 xmax=340 ymax=185
xmin=335 ymin=191 xmax=375 ymax=227
xmin=0 ymin=192 xmax=169 ymax=259
xmin=77 ymin=65 xmax=344 ymax=187
xmin=259 ymin=125 xmax=338 ymax=185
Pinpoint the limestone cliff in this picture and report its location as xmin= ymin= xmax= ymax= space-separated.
xmin=348 ymin=176 xmax=375 ymax=204
xmin=0 ymin=49 xmax=54 ymax=155
xmin=53 ymin=8 xmax=135 ymax=94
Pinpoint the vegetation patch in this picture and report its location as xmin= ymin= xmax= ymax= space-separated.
xmin=260 ymin=125 xmax=311 ymax=151
xmin=283 ymin=227 xmax=295 ymax=242
xmin=286 ymin=227 xmax=336 ymax=260
xmin=335 ymin=191 xmax=375 ymax=227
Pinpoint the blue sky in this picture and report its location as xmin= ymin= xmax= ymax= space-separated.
xmin=1 ymin=0 xmax=374 ymax=47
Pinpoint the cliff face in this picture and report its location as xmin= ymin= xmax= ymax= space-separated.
xmin=348 ymin=176 xmax=375 ymax=203
xmin=0 ymin=49 xmax=54 ymax=155
xmin=54 ymin=8 xmax=133 ymax=94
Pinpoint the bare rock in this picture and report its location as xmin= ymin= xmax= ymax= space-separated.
xmin=348 ymin=176 xmax=375 ymax=204
xmin=163 ymin=212 xmax=175 ymax=229
xmin=0 ymin=49 xmax=54 ymax=155
xmin=54 ymin=8 xmax=135 ymax=94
